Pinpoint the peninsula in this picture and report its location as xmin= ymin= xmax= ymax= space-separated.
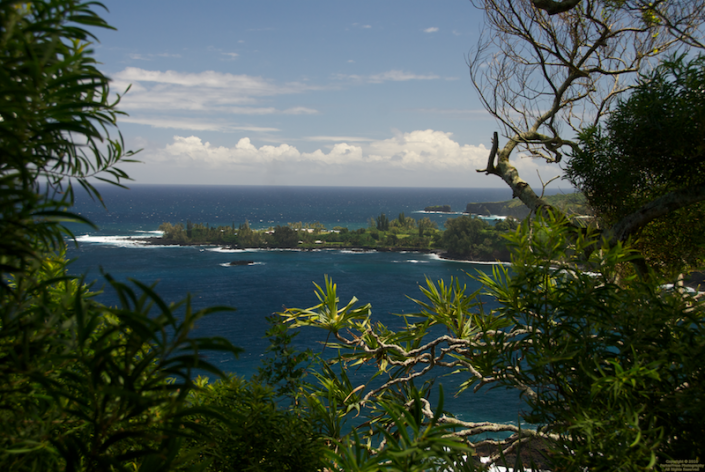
xmin=466 ymin=192 xmax=590 ymax=218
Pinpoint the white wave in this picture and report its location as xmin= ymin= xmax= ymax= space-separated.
xmin=75 ymin=234 xmax=174 ymax=248
xmin=392 ymin=259 xmax=430 ymax=264
xmin=135 ymin=230 xmax=164 ymax=235
xmin=339 ymin=249 xmax=377 ymax=254
xmin=412 ymin=210 xmax=466 ymax=215
xmin=206 ymin=247 xmax=247 ymax=253
xmin=428 ymin=253 xmax=510 ymax=266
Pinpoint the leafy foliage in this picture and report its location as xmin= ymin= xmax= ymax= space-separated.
xmin=441 ymin=215 xmax=508 ymax=260
xmin=0 ymin=0 xmax=137 ymax=279
xmin=0 ymin=2 xmax=247 ymax=470
xmin=567 ymin=54 xmax=705 ymax=275
xmin=282 ymin=212 xmax=705 ymax=470
xmin=476 ymin=213 xmax=705 ymax=469
xmin=186 ymin=375 xmax=325 ymax=472
xmin=376 ymin=213 xmax=390 ymax=231
xmin=0 ymin=253 xmax=242 ymax=470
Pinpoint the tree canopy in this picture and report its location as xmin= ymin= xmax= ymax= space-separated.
xmin=0 ymin=2 xmax=247 ymax=469
xmin=567 ymin=54 xmax=705 ymax=275
xmin=470 ymin=0 xmax=705 ymax=254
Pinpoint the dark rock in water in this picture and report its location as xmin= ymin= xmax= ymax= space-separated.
xmin=424 ymin=205 xmax=452 ymax=212
xmin=229 ymin=260 xmax=255 ymax=266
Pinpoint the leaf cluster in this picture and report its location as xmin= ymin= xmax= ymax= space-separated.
xmin=476 ymin=213 xmax=705 ymax=469
xmin=281 ymin=211 xmax=705 ymax=470
xmin=0 ymin=0 xmax=137 ymax=279
xmin=567 ymin=54 xmax=705 ymax=275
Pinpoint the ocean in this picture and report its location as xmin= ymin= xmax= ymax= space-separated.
xmin=66 ymin=184 xmax=553 ymax=429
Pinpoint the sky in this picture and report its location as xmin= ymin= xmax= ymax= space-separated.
xmin=94 ymin=0 xmax=566 ymax=189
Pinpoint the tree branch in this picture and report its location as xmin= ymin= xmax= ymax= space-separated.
xmin=611 ymin=184 xmax=705 ymax=243
xmin=477 ymin=131 xmax=500 ymax=175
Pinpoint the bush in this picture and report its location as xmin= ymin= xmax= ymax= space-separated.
xmin=187 ymin=376 xmax=325 ymax=472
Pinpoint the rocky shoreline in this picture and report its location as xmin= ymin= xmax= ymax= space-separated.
xmin=130 ymin=237 xmax=511 ymax=263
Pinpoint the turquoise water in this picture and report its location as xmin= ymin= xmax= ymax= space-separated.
xmin=66 ymin=184 xmax=538 ymax=427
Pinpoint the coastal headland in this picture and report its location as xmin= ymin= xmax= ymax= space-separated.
xmin=148 ymin=193 xmax=589 ymax=263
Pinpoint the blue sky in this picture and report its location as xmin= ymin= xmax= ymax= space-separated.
xmin=95 ymin=0 xmax=563 ymax=188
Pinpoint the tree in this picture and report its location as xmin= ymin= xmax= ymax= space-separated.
xmin=566 ymin=54 xmax=705 ymax=276
xmin=0 ymin=0 xmax=136 ymax=280
xmin=376 ymin=213 xmax=389 ymax=231
xmin=389 ymin=212 xmax=416 ymax=231
xmin=0 ymin=2 xmax=242 ymax=469
xmin=282 ymin=214 xmax=705 ymax=470
xmin=417 ymin=216 xmax=437 ymax=237
xmin=441 ymin=215 xmax=491 ymax=258
xmin=272 ymin=225 xmax=299 ymax=248
xmin=469 ymin=0 xmax=705 ymax=249
xmin=475 ymin=214 xmax=705 ymax=468
xmin=185 ymin=375 xmax=324 ymax=472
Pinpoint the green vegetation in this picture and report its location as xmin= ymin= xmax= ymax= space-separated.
xmin=0 ymin=2 xmax=315 ymax=470
xmin=424 ymin=205 xmax=451 ymax=212
xmin=157 ymin=212 xmax=523 ymax=260
xmin=567 ymin=54 xmax=705 ymax=278
xmin=4 ymin=1 xmax=705 ymax=471
xmin=466 ymin=193 xmax=590 ymax=219
xmin=282 ymin=214 xmax=705 ymax=471
xmin=441 ymin=215 xmax=517 ymax=260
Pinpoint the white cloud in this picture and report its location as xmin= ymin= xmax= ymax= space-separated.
xmin=423 ymin=27 xmax=439 ymax=33
xmin=221 ymin=52 xmax=239 ymax=60
xmin=120 ymin=117 xmax=279 ymax=133
xmin=131 ymin=130 xmax=564 ymax=188
xmin=362 ymin=24 xmax=372 ymax=29
xmin=110 ymin=67 xmax=318 ymax=115
xmin=114 ymin=67 xmax=286 ymax=91
xmin=281 ymin=107 xmax=318 ymax=115
xmin=127 ymin=52 xmax=181 ymax=61
xmin=333 ymin=70 xmax=440 ymax=84
xmin=304 ymin=136 xmax=375 ymax=142
xmin=366 ymin=130 xmax=487 ymax=169
xmin=160 ymin=136 xmax=363 ymax=167
xmin=154 ymin=129 xmax=488 ymax=171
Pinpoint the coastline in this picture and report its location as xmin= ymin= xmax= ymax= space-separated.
xmin=130 ymin=237 xmax=512 ymax=264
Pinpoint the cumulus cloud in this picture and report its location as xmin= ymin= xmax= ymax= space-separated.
xmin=366 ymin=130 xmax=487 ymax=169
xmin=333 ymin=70 xmax=440 ymax=84
xmin=162 ymin=136 xmax=363 ymax=167
xmin=423 ymin=27 xmax=439 ymax=33
xmin=110 ymin=67 xmax=318 ymax=116
xmin=154 ymin=129 xmax=488 ymax=171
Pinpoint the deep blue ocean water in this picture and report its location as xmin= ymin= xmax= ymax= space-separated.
xmin=66 ymin=184 xmax=555 ymax=429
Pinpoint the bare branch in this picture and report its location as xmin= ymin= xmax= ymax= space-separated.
xmin=468 ymin=0 xmax=704 ymax=213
